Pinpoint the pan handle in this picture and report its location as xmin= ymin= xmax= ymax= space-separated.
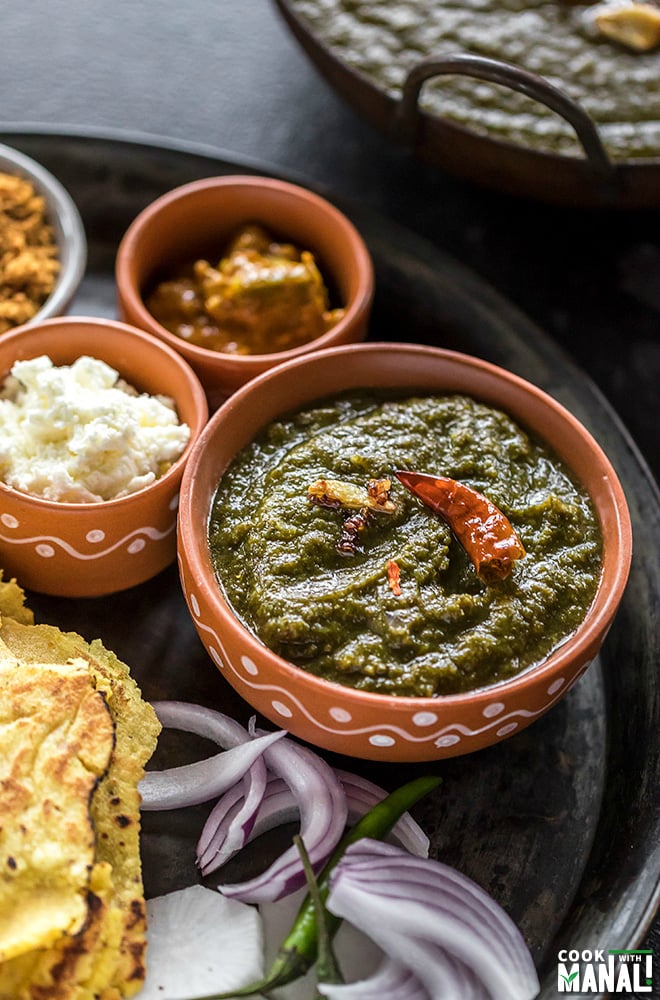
xmin=393 ymin=53 xmax=615 ymax=180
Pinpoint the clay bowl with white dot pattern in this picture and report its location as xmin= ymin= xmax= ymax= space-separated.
xmin=177 ymin=342 xmax=631 ymax=762
xmin=0 ymin=317 xmax=207 ymax=596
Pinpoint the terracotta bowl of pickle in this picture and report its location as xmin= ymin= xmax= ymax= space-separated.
xmin=0 ymin=317 xmax=208 ymax=597
xmin=0 ymin=142 xmax=86 ymax=332
xmin=115 ymin=174 xmax=374 ymax=409
xmin=177 ymin=342 xmax=632 ymax=762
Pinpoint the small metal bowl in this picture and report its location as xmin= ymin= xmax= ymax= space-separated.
xmin=0 ymin=142 xmax=87 ymax=326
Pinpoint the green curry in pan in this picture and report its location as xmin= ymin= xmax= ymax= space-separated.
xmin=290 ymin=0 xmax=660 ymax=160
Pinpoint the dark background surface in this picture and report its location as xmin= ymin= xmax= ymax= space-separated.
xmin=2 ymin=0 xmax=658 ymax=990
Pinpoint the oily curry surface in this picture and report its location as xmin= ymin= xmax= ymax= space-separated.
xmin=209 ymin=393 xmax=602 ymax=696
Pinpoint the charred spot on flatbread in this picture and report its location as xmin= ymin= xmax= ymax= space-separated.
xmin=0 ymin=861 xmax=122 ymax=1000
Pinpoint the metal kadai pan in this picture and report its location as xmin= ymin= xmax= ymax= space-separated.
xmin=274 ymin=0 xmax=660 ymax=208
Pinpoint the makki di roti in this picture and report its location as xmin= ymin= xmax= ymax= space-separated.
xmin=0 ymin=576 xmax=161 ymax=1000
xmin=0 ymin=657 xmax=115 ymax=962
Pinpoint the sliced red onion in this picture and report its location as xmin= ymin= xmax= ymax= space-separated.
xmin=216 ymin=731 xmax=348 ymax=903
xmin=197 ymin=769 xmax=429 ymax=874
xmin=141 ymin=701 xmax=274 ymax=816
xmin=197 ymin=768 xmax=268 ymax=874
xmin=242 ymin=771 xmax=429 ymax=858
xmin=357 ymin=937 xmax=487 ymax=1000
xmin=318 ymin=956 xmax=430 ymax=999
xmin=197 ymin=775 xmax=285 ymax=874
xmin=325 ymin=840 xmax=540 ymax=1000
xmin=334 ymin=769 xmax=430 ymax=858
xmin=139 ymin=729 xmax=285 ymax=810
xmin=150 ymin=700 xmax=254 ymax=746
xmin=330 ymin=840 xmax=534 ymax=987
xmin=197 ymin=780 xmax=246 ymax=859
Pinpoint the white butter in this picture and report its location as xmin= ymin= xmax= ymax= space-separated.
xmin=0 ymin=355 xmax=191 ymax=502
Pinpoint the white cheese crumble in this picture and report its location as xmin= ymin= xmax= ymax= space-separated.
xmin=0 ymin=355 xmax=191 ymax=502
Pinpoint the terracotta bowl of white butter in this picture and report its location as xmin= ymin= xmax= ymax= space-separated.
xmin=0 ymin=316 xmax=208 ymax=596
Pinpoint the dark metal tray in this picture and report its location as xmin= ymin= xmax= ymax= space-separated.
xmin=4 ymin=131 xmax=658 ymax=997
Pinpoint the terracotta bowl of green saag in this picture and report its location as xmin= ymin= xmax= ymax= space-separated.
xmin=177 ymin=343 xmax=632 ymax=762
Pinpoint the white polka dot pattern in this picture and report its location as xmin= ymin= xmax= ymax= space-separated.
xmin=181 ymin=577 xmax=587 ymax=756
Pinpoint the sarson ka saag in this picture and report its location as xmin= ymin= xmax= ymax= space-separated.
xmin=208 ymin=391 xmax=602 ymax=696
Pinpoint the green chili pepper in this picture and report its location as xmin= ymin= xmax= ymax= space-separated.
xmin=293 ymin=833 xmax=344 ymax=994
xmin=204 ymin=773 xmax=441 ymax=998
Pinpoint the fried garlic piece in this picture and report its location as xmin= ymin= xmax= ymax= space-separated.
xmin=594 ymin=1 xmax=660 ymax=50
xmin=308 ymin=477 xmax=396 ymax=514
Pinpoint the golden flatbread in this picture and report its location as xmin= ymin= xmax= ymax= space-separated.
xmin=0 ymin=861 xmax=120 ymax=1000
xmin=0 ymin=656 xmax=114 ymax=963
xmin=0 ymin=574 xmax=34 ymax=626
xmin=0 ymin=598 xmax=160 ymax=999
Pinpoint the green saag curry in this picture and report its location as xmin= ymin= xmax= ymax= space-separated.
xmin=290 ymin=0 xmax=660 ymax=160
xmin=209 ymin=392 xmax=602 ymax=696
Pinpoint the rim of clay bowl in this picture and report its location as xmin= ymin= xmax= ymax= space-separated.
xmin=115 ymin=174 xmax=374 ymax=365
xmin=0 ymin=142 xmax=87 ymax=323
xmin=0 ymin=316 xmax=208 ymax=511
xmin=179 ymin=341 xmax=633 ymax=712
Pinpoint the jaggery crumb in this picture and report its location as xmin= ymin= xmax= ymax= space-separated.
xmin=0 ymin=172 xmax=60 ymax=333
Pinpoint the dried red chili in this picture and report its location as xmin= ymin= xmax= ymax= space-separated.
xmin=395 ymin=470 xmax=526 ymax=584
xmin=387 ymin=559 xmax=402 ymax=596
